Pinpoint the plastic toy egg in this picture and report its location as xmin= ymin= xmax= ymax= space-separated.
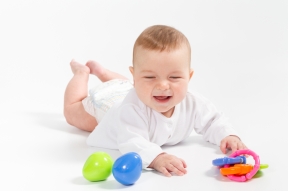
xmin=112 ymin=152 xmax=142 ymax=185
xmin=82 ymin=152 xmax=114 ymax=182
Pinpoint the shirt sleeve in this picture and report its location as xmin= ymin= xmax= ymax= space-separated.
xmin=193 ymin=96 xmax=240 ymax=146
xmin=116 ymin=104 xmax=163 ymax=169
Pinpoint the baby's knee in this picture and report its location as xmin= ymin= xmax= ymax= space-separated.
xmin=63 ymin=104 xmax=97 ymax=132
xmin=63 ymin=107 xmax=72 ymax=125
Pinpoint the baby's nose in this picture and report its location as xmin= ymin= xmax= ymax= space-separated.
xmin=156 ymin=81 xmax=170 ymax=90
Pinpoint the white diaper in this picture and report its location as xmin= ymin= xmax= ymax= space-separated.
xmin=82 ymin=79 xmax=133 ymax=122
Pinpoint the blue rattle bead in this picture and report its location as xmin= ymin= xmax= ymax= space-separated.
xmin=212 ymin=156 xmax=246 ymax=166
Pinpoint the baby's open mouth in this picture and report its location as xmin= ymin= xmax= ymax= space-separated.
xmin=154 ymin=96 xmax=171 ymax=101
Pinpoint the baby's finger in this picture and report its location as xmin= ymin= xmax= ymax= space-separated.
xmin=179 ymin=158 xmax=187 ymax=168
xmin=231 ymin=141 xmax=246 ymax=153
xmin=171 ymin=161 xmax=187 ymax=175
xmin=230 ymin=142 xmax=238 ymax=154
xmin=158 ymin=166 xmax=172 ymax=177
xmin=236 ymin=142 xmax=250 ymax=157
xmin=220 ymin=140 xmax=228 ymax=154
xmin=239 ymin=142 xmax=248 ymax=150
xmin=167 ymin=164 xmax=185 ymax=176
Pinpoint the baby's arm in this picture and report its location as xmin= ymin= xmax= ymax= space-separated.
xmin=192 ymin=93 xmax=247 ymax=153
xmin=148 ymin=153 xmax=187 ymax=177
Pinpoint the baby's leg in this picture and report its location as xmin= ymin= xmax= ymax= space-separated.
xmin=64 ymin=60 xmax=97 ymax=132
xmin=86 ymin=60 xmax=128 ymax=82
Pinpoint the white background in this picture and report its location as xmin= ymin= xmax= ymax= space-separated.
xmin=0 ymin=0 xmax=287 ymax=190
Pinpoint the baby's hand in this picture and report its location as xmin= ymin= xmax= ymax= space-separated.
xmin=148 ymin=153 xmax=187 ymax=177
xmin=220 ymin=135 xmax=248 ymax=154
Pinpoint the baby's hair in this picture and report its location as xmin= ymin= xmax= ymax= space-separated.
xmin=133 ymin=25 xmax=191 ymax=65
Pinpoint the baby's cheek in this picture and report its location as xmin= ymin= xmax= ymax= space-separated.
xmin=175 ymin=86 xmax=187 ymax=96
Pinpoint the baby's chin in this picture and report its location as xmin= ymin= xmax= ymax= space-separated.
xmin=157 ymin=107 xmax=175 ymax=117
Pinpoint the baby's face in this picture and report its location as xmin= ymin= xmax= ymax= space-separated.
xmin=130 ymin=45 xmax=193 ymax=117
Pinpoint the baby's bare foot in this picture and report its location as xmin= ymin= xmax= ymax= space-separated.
xmin=70 ymin=59 xmax=90 ymax=75
xmin=86 ymin=60 xmax=106 ymax=78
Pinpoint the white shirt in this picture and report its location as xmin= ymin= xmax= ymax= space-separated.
xmin=87 ymin=88 xmax=239 ymax=168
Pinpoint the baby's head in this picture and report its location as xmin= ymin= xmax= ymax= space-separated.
xmin=130 ymin=25 xmax=193 ymax=117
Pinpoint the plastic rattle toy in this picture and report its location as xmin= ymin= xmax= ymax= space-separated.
xmin=220 ymin=163 xmax=268 ymax=176
xmin=212 ymin=149 xmax=268 ymax=182
xmin=224 ymin=149 xmax=260 ymax=182
xmin=112 ymin=152 xmax=142 ymax=185
xmin=212 ymin=156 xmax=246 ymax=166
xmin=82 ymin=152 xmax=114 ymax=182
xmin=220 ymin=164 xmax=253 ymax=175
xmin=82 ymin=152 xmax=142 ymax=186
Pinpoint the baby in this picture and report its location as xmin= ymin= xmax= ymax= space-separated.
xmin=64 ymin=25 xmax=247 ymax=177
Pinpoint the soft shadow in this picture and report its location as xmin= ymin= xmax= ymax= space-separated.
xmin=176 ymin=135 xmax=215 ymax=147
xmin=147 ymin=170 xmax=168 ymax=177
xmin=162 ymin=135 xmax=224 ymax=155
xmin=71 ymin=177 xmax=128 ymax=189
xmin=204 ymin=166 xmax=231 ymax=182
xmin=97 ymin=180 xmax=128 ymax=189
xmin=71 ymin=176 xmax=96 ymax=185
xmin=26 ymin=111 xmax=89 ymax=137
xmin=204 ymin=167 xmax=265 ymax=182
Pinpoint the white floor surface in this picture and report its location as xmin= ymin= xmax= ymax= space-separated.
xmin=0 ymin=1 xmax=287 ymax=190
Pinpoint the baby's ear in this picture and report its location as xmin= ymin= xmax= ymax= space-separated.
xmin=129 ymin=66 xmax=135 ymax=86
xmin=129 ymin=66 xmax=134 ymax=75
xmin=189 ymin=69 xmax=194 ymax=80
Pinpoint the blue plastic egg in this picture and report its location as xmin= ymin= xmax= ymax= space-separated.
xmin=112 ymin=152 xmax=142 ymax=185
